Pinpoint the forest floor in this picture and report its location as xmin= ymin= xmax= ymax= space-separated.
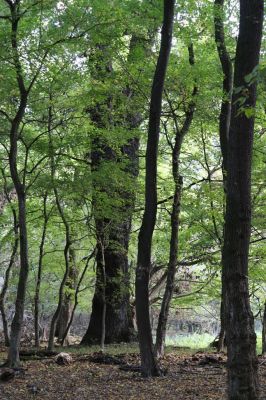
xmin=0 ymin=344 xmax=266 ymax=400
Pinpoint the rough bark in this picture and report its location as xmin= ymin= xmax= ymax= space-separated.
xmin=155 ymin=44 xmax=197 ymax=358
xmin=214 ymin=0 xmax=233 ymax=353
xmin=222 ymin=1 xmax=264 ymax=399
xmin=135 ymin=0 xmax=175 ymax=377
xmin=82 ymin=220 xmax=136 ymax=344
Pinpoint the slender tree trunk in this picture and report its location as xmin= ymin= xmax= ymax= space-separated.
xmin=7 ymin=194 xmax=29 ymax=367
xmin=61 ymin=248 xmax=96 ymax=345
xmin=262 ymin=301 xmax=266 ymax=356
xmin=55 ymin=245 xmax=78 ymax=344
xmin=222 ymin=1 xmax=264 ymax=399
xmin=0 ymin=208 xmax=18 ymax=347
xmin=6 ymin=3 xmax=30 ymax=367
xmin=47 ymin=100 xmax=71 ymax=351
xmin=48 ymin=187 xmax=71 ymax=351
xmin=34 ymin=193 xmax=48 ymax=348
xmin=214 ymin=0 xmax=233 ymax=353
xmin=99 ymin=241 xmax=106 ymax=352
xmin=155 ymin=44 xmax=197 ymax=358
xmin=135 ymin=0 xmax=175 ymax=377
xmin=155 ymin=176 xmax=182 ymax=358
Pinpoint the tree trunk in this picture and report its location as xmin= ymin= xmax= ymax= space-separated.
xmin=0 ymin=173 xmax=19 ymax=347
xmin=6 ymin=3 xmax=30 ymax=367
xmin=34 ymin=193 xmax=48 ymax=348
xmin=222 ymin=1 xmax=264 ymax=399
xmin=47 ymin=101 xmax=71 ymax=351
xmin=262 ymin=301 xmax=266 ymax=355
xmin=7 ymin=194 xmax=29 ymax=367
xmin=155 ymin=44 xmax=197 ymax=358
xmin=213 ymin=0 xmax=233 ymax=353
xmin=60 ymin=248 xmax=96 ymax=345
xmin=48 ymin=187 xmax=71 ymax=351
xmin=55 ymin=245 xmax=78 ymax=345
xmin=81 ymin=211 xmax=135 ymax=344
xmin=155 ymin=176 xmax=182 ymax=358
xmin=135 ymin=0 xmax=175 ymax=377
xmin=82 ymin=35 xmax=144 ymax=345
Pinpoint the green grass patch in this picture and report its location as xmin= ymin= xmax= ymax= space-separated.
xmin=165 ymin=333 xmax=215 ymax=350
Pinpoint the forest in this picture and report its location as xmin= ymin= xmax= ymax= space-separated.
xmin=0 ymin=0 xmax=265 ymax=399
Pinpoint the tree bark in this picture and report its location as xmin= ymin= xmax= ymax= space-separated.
xmin=135 ymin=0 xmax=175 ymax=377
xmin=81 ymin=213 xmax=136 ymax=344
xmin=222 ymin=1 xmax=264 ymax=399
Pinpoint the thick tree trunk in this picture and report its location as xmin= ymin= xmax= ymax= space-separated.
xmin=135 ymin=0 xmax=175 ymax=377
xmin=214 ymin=0 xmax=233 ymax=353
xmin=81 ymin=214 xmax=135 ymax=344
xmin=82 ymin=36 xmax=143 ymax=345
xmin=222 ymin=1 xmax=263 ymax=399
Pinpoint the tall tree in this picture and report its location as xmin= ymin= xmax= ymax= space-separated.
xmin=3 ymin=0 xmax=31 ymax=367
xmin=135 ymin=0 xmax=175 ymax=377
xmin=213 ymin=0 xmax=233 ymax=352
xmin=81 ymin=43 xmax=138 ymax=345
xmin=82 ymin=25 xmax=156 ymax=345
xmin=155 ymin=44 xmax=197 ymax=358
xmin=222 ymin=0 xmax=264 ymax=399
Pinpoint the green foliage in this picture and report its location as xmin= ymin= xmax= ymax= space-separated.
xmin=0 ymin=0 xmax=265 ymax=337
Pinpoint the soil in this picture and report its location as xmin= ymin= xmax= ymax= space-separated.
xmin=0 ymin=348 xmax=266 ymax=399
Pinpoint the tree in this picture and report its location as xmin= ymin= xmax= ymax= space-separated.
xmin=222 ymin=1 xmax=264 ymax=399
xmin=135 ymin=0 xmax=175 ymax=377
xmin=213 ymin=0 xmax=233 ymax=352
xmin=81 ymin=5 xmax=159 ymax=345
xmin=263 ymin=301 xmax=266 ymax=355
xmin=3 ymin=0 xmax=34 ymax=367
xmin=155 ymin=43 xmax=197 ymax=358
